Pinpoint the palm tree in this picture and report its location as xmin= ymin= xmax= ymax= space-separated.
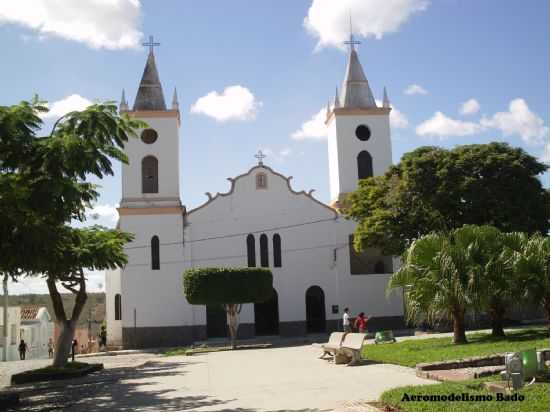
xmin=513 ymin=234 xmax=550 ymax=329
xmin=465 ymin=228 xmax=524 ymax=337
xmin=388 ymin=229 xmax=475 ymax=344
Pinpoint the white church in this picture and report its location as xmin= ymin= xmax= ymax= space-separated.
xmin=106 ymin=38 xmax=404 ymax=348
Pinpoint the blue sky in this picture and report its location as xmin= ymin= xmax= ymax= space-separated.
xmin=2 ymin=0 xmax=550 ymax=293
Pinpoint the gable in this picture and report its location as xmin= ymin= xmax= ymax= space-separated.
xmin=187 ymin=165 xmax=338 ymax=222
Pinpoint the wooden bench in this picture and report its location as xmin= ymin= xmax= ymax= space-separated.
xmin=337 ymin=333 xmax=367 ymax=366
xmin=319 ymin=332 xmax=345 ymax=359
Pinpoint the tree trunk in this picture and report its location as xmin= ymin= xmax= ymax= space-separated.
xmin=53 ymin=320 xmax=76 ymax=367
xmin=489 ymin=304 xmax=506 ymax=338
xmin=452 ymin=308 xmax=468 ymax=344
xmin=47 ymin=273 xmax=88 ymax=367
xmin=225 ymin=304 xmax=240 ymax=349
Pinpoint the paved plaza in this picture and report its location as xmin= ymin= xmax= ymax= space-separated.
xmin=2 ymin=344 xmax=435 ymax=411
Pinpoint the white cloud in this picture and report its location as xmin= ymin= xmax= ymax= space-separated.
xmin=480 ymin=98 xmax=549 ymax=145
xmin=541 ymin=143 xmax=550 ymax=162
xmin=8 ymin=270 xmax=105 ymax=295
xmin=291 ymin=108 xmax=328 ymax=140
xmin=304 ymin=0 xmax=429 ymax=50
xmin=375 ymin=99 xmax=409 ymax=129
xmin=85 ymin=203 xmax=119 ymax=225
xmin=0 ymin=0 xmax=142 ymax=50
xmin=459 ymin=98 xmax=480 ymax=115
xmin=390 ymin=107 xmax=409 ymax=129
xmin=416 ymin=111 xmax=482 ymax=138
xmin=42 ymin=94 xmax=93 ymax=119
xmin=404 ymin=84 xmax=428 ymax=95
xmin=261 ymin=147 xmax=293 ymax=163
xmin=190 ymin=85 xmax=261 ymax=122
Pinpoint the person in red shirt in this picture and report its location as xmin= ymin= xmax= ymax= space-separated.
xmin=354 ymin=312 xmax=369 ymax=333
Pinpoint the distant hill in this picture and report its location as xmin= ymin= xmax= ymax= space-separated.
xmin=8 ymin=292 xmax=105 ymax=327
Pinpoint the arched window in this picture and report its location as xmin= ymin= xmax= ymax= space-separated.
xmin=114 ymin=294 xmax=122 ymax=321
xmin=260 ymin=234 xmax=269 ymax=267
xmin=374 ymin=261 xmax=385 ymax=274
xmin=151 ymin=235 xmax=160 ymax=270
xmin=256 ymin=172 xmax=268 ymax=189
xmin=247 ymin=234 xmax=256 ymax=267
xmin=357 ymin=151 xmax=373 ymax=180
xmin=142 ymin=156 xmax=159 ymax=193
xmin=273 ymin=234 xmax=282 ymax=267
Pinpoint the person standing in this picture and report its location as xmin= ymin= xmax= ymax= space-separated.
xmin=342 ymin=307 xmax=351 ymax=333
xmin=99 ymin=326 xmax=107 ymax=351
xmin=47 ymin=338 xmax=54 ymax=358
xmin=354 ymin=312 xmax=369 ymax=333
xmin=71 ymin=338 xmax=78 ymax=362
xmin=18 ymin=339 xmax=28 ymax=360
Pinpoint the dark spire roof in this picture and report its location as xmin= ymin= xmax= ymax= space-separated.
xmin=133 ymin=51 xmax=166 ymax=111
xmin=339 ymin=49 xmax=377 ymax=109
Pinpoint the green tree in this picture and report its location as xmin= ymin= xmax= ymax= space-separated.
xmin=0 ymin=98 xmax=141 ymax=366
xmin=388 ymin=227 xmax=482 ymax=344
xmin=344 ymin=143 xmax=550 ymax=256
xmin=183 ymin=268 xmax=273 ymax=349
xmin=457 ymin=226 xmax=524 ymax=338
xmin=513 ymin=234 xmax=550 ymax=329
xmin=41 ymin=226 xmax=132 ymax=366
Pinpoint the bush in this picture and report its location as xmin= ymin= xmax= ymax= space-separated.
xmin=183 ymin=267 xmax=273 ymax=304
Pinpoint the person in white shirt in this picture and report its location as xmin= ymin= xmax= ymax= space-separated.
xmin=343 ymin=307 xmax=351 ymax=332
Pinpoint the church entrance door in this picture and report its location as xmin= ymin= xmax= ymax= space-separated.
xmin=207 ymin=305 xmax=227 ymax=338
xmin=306 ymin=286 xmax=326 ymax=333
xmin=254 ymin=289 xmax=279 ymax=336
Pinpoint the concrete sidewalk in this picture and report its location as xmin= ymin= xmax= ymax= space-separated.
xmin=13 ymin=344 xmax=435 ymax=411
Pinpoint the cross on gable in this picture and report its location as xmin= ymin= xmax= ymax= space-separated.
xmin=254 ymin=150 xmax=266 ymax=165
xmin=143 ymin=35 xmax=160 ymax=54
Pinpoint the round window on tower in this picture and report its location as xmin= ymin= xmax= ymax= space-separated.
xmin=141 ymin=128 xmax=158 ymax=144
xmin=355 ymin=125 xmax=371 ymax=141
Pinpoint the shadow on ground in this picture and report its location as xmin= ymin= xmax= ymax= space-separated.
xmin=473 ymin=328 xmax=550 ymax=344
xmin=9 ymin=360 xmax=330 ymax=412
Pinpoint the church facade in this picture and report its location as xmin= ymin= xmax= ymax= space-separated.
xmin=106 ymin=42 xmax=404 ymax=348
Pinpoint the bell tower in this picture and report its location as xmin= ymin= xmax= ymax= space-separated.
xmin=326 ymin=32 xmax=393 ymax=207
xmin=118 ymin=36 xmax=183 ymax=215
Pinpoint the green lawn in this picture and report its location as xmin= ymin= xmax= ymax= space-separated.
xmin=380 ymin=377 xmax=550 ymax=412
xmin=362 ymin=328 xmax=550 ymax=367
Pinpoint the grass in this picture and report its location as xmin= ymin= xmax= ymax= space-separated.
xmin=380 ymin=376 xmax=550 ymax=412
xmin=362 ymin=328 xmax=550 ymax=367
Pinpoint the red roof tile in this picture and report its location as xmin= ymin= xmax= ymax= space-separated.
xmin=20 ymin=306 xmax=41 ymax=320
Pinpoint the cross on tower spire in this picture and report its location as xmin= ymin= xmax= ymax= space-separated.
xmin=343 ymin=15 xmax=361 ymax=52
xmin=254 ymin=150 xmax=266 ymax=165
xmin=142 ymin=35 xmax=160 ymax=54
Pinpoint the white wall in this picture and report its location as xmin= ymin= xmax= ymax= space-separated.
xmin=106 ymin=267 xmax=122 ymax=345
xmin=0 ymin=307 xmax=21 ymax=361
xmin=120 ymin=212 xmax=187 ymax=329
xmin=20 ymin=308 xmax=54 ymax=360
xmin=185 ymin=165 xmax=402 ymax=326
xmin=121 ymin=115 xmax=180 ymax=201
xmin=327 ymin=113 xmax=392 ymax=203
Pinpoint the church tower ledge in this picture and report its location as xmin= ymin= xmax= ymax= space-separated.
xmin=326 ymin=106 xmax=391 ymax=125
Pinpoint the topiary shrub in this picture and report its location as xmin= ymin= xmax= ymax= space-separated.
xmin=183 ymin=267 xmax=273 ymax=348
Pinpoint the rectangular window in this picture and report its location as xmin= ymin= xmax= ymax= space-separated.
xmin=256 ymin=173 xmax=267 ymax=189
xmin=11 ymin=324 xmax=16 ymax=344
xmin=348 ymin=235 xmax=393 ymax=275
